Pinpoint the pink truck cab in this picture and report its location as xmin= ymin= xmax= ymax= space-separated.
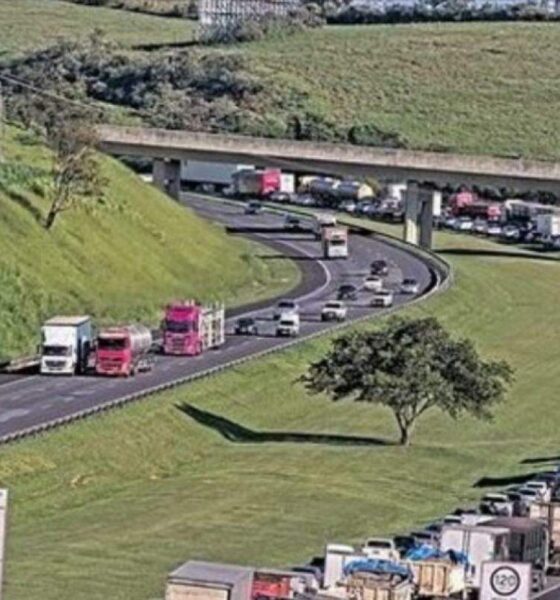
xmin=162 ymin=301 xmax=225 ymax=356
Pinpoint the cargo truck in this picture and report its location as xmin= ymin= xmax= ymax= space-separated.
xmin=95 ymin=325 xmax=153 ymax=377
xmin=536 ymin=214 xmax=560 ymax=237
xmin=322 ymin=226 xmax=349 ymax=259
xmin=252 ymin=569 xmax=309 ymax=600
xmin=439 ymin=524 xmax=510 ymax=590
xmin=166 ymin=561 xmax=254 ymax=600
xmin=530 ymin=501 xmax=560 ymax=574
xmin=232 ymin=169 xmax=281 ymax=198
xmin=162 ymin=301 xmax=225 ymax=356
xmin=313 ymin=214 xmax=338 ymax=239
xmin=405 ymin=560 xmax=466 ymax=598
xmin=485 ymin=517 xmax=548 ymax=588
xmin=324 ymin=544 xmax=365 ymax=589
xmin=181 ymin=160 xmax=253 ymax=189
xmin=40 ymin=316 xmax=93 ymax=375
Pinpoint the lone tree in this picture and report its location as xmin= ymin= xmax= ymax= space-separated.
xmin=44 ymin=117 xmax=104 ymax=230
xmin=302 ymin=317 xmax=513 ymax=446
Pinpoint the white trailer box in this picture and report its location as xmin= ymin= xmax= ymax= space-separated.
xmin=439 ymin=525 xmax=510 ymax=590
xmin=181 ymin=161 xmax=253 ymax=187
xmin=324 ymin=544 xmax=365 ymax=589
xmin=280 ymin=173 xmax=295 ymax=194
xmin=536 ymin=214 xmax=560 ymax=237
xmin=40 ymin=316 xmax=93 ymax=375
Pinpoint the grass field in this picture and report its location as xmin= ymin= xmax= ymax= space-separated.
xmin=0 ymin=0 xmax=194 ymax=58
xmin=239 ymin=22 xmax=560 ymax=159
xmin=2 ymin=219 xmax=559 ymax=599
xmin=0 ymin=126 xmax=298 ymax=357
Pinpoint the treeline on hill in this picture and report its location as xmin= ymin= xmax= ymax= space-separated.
xmin=0 ymin=33 xmax=406 ymax=147
xmin=65 ymin=0 xmax=560 ymax=23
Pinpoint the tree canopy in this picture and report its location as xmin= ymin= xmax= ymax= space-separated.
xmin=302 ymin=317 xmax=514 ymax=445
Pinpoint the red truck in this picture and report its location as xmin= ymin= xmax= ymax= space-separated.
xmin=95 ymin=325 xmax=153 ymax=377
xmin=252 ymin=570 xmax=310 ymax=600
xmin=233 ymin=169 xmax=281 ymax=198
xmin=162 ymin=300 xmax=225 ymax=356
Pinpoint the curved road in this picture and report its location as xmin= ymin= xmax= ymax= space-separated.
xmin=0 ymin=195 xmax=434 ymax=441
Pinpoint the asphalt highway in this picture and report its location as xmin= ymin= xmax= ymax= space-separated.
xmin=0 ymin=195 xmax=434 ymax=440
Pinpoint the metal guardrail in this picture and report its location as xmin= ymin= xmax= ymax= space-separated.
xmin=0 ymin=197 xmax=452 ymax=446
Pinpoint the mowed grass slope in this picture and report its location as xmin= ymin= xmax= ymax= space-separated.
xmin=0 ymin=0 xmax=193 ymax=58
xmin=0 ymin=126 xmax=298 ymax=356
xmin=240 ymin=22 xmax=560 ymax=159
xmin=2 ymin=225 xmax=558 ymax=599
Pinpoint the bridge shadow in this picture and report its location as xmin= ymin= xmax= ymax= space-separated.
xmin=176 ymin=403 xmax=392 ymax=447
xmin=437 ymin=248 xmax=560 ymax=262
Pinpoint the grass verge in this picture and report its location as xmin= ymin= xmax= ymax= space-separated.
xmin=1 ymin=218 xmax=558 ymax=599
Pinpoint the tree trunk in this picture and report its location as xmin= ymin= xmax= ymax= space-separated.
xmin=44 ymin=205 xmax=58 ymax=230
xmin=395 ymin=415 xmax=413 ymax=446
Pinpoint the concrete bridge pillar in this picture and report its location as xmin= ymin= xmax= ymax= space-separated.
xmin=403 ymin=182 xmax=435 ymax=249
xmin=152 ymin=158 xmax=181 ymax=200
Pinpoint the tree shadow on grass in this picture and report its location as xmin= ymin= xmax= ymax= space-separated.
xmin=473 ymin=473 xmax=536 ymax=488
xmin=0 ymin=184 xmax=43 ymax=224
xmin=176 ymin=403 xmax=393 ymax=447
xmin=437 ymin=248 xmax=560 ymax=262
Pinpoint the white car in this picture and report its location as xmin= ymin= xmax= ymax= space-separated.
xmin=363 ymin=275 xmax=383 ymax=292
xmin=274 ymin=300 xmax=299 ymax=320
xmin=479 ymin=493 xmax=514 ymax=516
xmin=321 ymin=301 xmax=347 ymax=322
xmin=523 ymin=481 xmax=550 ymax=502
xmin=400 ymin=278 xmax=419 ymax=295
xmin=361 ymin=538 xmax=400 ymax=562
xmin=444 ymin=216 xmax=457 ymax=229
xmin=340 ymin=200 xmax=357 ymax=213
xmin=371 ymin=290 xmax=394 ymax=308
xmin=516 ymin=487 xmax=540 ymax=510
xmin=454 ymin=217 xmax=474 ymax=232
xmin=473 ymin=219 xmax=488 ymax=234
xmin=487 ymin=223 xmax=503 ymax=236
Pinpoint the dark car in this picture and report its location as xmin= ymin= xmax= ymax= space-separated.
xmin=269 ymin=191 xmax=292 ymax=204
xmin=234 ymin=317 xmax=259 ymax=336
xmin=337 ymin=284 xmax=358 ymax=301
xmin=245 ymin=201 xmax=263 ymax=215
xmin=393 ymin=535 xmax=416 ymax=556
xmin=370 ymin=259 xmax=389 ymax=276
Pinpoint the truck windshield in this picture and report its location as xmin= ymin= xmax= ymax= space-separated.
xmin=97 ymin=338 xmax=127 ymax=350
xmin=42 ymin=345 xmax=71 ymax=357
xmin=165 ymin=320 xmax=195 ymax=333
xmin=330 ymin=239 xmax=347 ymax=246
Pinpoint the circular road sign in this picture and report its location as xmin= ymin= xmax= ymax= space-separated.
xmin=490 ymin=566 xmax=522 ymax=596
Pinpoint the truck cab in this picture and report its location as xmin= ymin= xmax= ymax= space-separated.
xmin=40 ymin=316 xmax=93 ymax=376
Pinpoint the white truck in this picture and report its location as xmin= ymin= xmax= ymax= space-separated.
xmin=322 ymin=226 xmax=349 ymax=259
xmin=313 ymin=214 xmax=338 ymax=239
xmin=40 ymin=316 xmax=93 ymax=375
xmin=361 ymin=538 xmax=400 ymax=561
xmin=439 ymin=524 xmax=510 ymax=590
xmin=324 ymin=544 xmax=365 ymax=589
xmin=180 ymin=160 xmax=253 ymax=189
xmin=536 ymin=214 xmax=560 ymax=237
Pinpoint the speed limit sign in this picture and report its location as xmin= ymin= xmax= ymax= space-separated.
xmin=481 ymin=562 xmax=531 ymax=600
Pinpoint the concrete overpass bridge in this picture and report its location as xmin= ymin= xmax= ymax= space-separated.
xmin=96 ymin=125 xmax=560 ymax=248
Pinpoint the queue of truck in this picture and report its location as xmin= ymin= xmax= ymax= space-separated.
xmin=38 ymin=300 xmax=226 ymax=377
xmin=163 ymin=468 xmax=560 ymax=600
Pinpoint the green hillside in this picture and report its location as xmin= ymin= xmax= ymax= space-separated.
xmin=241 ymin=22 xmax=560 ymax=159
xmin=0 ymin=125 xmax=298 ymax=357
xmin=2 ymin=221 xmax=559 ymax=599
xmin=0 ymin=0 xmax=194 ymax=58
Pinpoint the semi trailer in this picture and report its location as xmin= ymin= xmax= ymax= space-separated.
xmin=162 ymin=301 xmax=225 ymax=356
xmin=40 ymin=316 xmax=93 ymax=375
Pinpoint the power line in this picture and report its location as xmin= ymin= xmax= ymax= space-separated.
xmin=0 ymin=73 xmax=101 ymax=114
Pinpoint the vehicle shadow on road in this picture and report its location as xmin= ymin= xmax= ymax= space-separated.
xmin=176 ymin=403 xmax=393 ymax=447
xmin=436 ymin=248 xmax=560 ymax=262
